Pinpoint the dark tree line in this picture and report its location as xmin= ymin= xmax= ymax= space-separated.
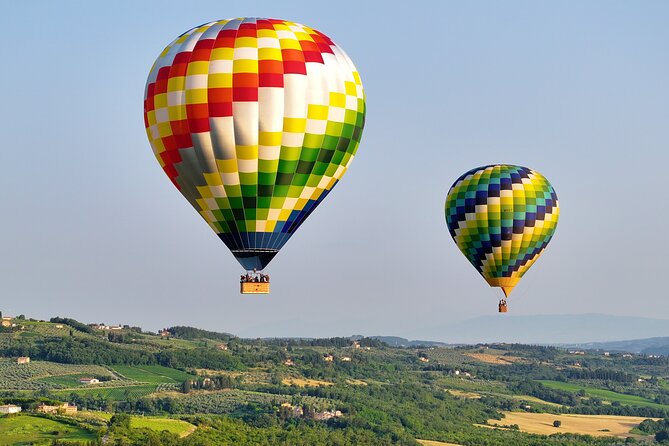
xmin=166 ymin=326 xmax=236 ymax=341
xmin=0 ymin=337 xmax=244 ymax=370
xmin=566 ymin=368 xmax=636 ymax=383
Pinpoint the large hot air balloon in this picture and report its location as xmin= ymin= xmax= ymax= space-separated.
xmin=445 ymin=165 xmax=559 ymax=312
xmin=143 ymin=18 xmax=365 ymax=293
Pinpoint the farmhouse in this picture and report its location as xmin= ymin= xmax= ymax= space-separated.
xmin=55 ymin=324 xmax=64 ymax=329
xmin=341 ymin=356 xmax=352 ymax=362
xmin=313 ymin=410 xmax=343 ymax=421
xmin=0 ymin=320 xmax=10 ymax=327
xmin=280 ymin=402 xmax=304 ymax=417
xmin=283 ymin=359 xmax=295 ymax=366
xmin=323 ymin=354 xmax=334 ymax=362
xmin=17 ymin=357 xmax=30 ymax=364
xmin=218 ymin=344 xmax=228 ymax=350
xmin=419 ymin=357 xmax=429 ymax=363
xmin=0 ymin=404 xmax=22 ymax=414
xmin=89 ymin=324 xmax=123 ymax=331
xmin=37 ymin=403 xmax=78 ymax=414
xmin=79 ymin=377 xmax=100 ymax=385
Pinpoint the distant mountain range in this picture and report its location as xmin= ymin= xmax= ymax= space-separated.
xmin=421 ymin=313 xmax=669 ymax=345
xmin=367 ymin=334 xmax=669 ymax=357
xmin=368 ymin=315 xmax=669 ymax=356
xmin=561 ymin=337 xmax=669 ymax=356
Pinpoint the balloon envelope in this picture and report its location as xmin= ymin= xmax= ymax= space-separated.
xmin=143 ymin=18 xmax=365 ymax=270
xmin=445 ymin=165 xmax=559 ymax=297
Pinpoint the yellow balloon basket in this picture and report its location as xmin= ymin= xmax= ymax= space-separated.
xmin=241 ymin=282 xmax=270 ymax=294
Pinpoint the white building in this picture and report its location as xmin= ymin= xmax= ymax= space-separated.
xmin=79 ymin=377 xmax=100 ymax=385
xmin=0 ymin=404 xmax=21 ymax=414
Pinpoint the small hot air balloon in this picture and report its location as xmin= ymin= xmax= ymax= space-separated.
xmin=143 ymin=18 xmax=365 ymax=294
xmin=445 ymin=165 xmax=559 ymax=312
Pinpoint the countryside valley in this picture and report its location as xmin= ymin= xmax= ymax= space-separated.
xmin=3 ymin=313 xmax=669 ymax=445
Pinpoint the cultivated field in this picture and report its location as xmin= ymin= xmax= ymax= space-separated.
xmin=488 ymin=411 xmax=654 ymax=437
xmin=506 ymin=393 xmax=564 ymax=407
xmin=539 ymin=379 xmax=669 ymax=409
xmin=417 ymin=440 xmax=462 ymax=446
xmin=194 ymin=368 xmax=271 ymax=385
xmin=0 ymin=360 xmax=117 ymax=391
xmin=111 ymin=365 xmax=195 ymax=383
xmin=447 ymin=389 xmax=481 ymax=399
xmin=465 ymin=352 xmax=523 ymax=365
xmin=282 ymin=377 xmax=333 ymax=387
xmin=54 ymin=383 xmax=161 ymax=399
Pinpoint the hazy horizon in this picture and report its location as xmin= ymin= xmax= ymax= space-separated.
xmin=1 ymin=1 xmax=667 ymax=341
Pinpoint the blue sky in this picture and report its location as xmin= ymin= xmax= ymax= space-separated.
xmin=0 ymin=1 xmax=667 ymax=340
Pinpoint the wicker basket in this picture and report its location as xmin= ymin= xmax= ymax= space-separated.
xmin=241 ymin=282 xmax=270 ymax=294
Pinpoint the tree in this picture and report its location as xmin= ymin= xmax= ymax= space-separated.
xmin=109 ymin=413 xmax=131 ymax=431
xmin=553 ymin=420 xmax=561 ymax=428
xmin=657 ymin=430 xmax=669 ymax=442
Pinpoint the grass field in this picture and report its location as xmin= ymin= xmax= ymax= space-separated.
xmin=130 ymin=417 xmax=196 ymax=437
xmin=0 ymin=414 xmax=96 ymax=445
xmin=539 ymin=380 xmax=668 ymax=409
xmin=488 ymin=411 xmax=654 ymax=437
xmin=112 ymin=365 xmax=194 ymax=383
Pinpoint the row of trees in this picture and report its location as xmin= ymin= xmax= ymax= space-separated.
xmin=566 ymin=368 xmax=636 ymax=383
xmin=0 ymin=336 xmax=245 ymax=371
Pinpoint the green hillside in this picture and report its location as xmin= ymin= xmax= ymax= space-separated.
xmin=2 ymin=313 xmax=669 ymax=445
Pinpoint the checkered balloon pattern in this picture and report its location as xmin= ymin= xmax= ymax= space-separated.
xmin=144 ymin=18 xmax=365 ymax=270
xmin=445 ymin=165 xmax=559 ymax=295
